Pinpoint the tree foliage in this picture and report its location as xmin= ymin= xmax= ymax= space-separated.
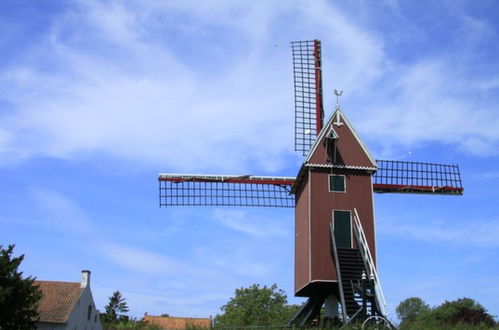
xmin=422 ymin=298 xmax=495 ymax=328
xmin=102 ymin=290 xmax=130 ymax=324
xmin=214 ymin=284 xmax=300 ymax=327
xmin=397 ymin=297 xmax=497 ymax=329
xmin=396 ymin=297 xmax=430 ymax=327
xmin=0 ymin=244 xmax=42 ymax=330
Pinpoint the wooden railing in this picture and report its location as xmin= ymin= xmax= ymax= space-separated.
xmin=352 ymin=208 xmax=387 ymax=317
xmin=329 ymin=223 xmax=348 ymax=322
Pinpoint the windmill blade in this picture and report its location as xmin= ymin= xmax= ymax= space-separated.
xmin=291 ymin=40 xmax=324 ymax=156
xmin=159 ymin=174 xmax=295 ymax=207
xmin=373 ymin=160 xmax=463 ymax=195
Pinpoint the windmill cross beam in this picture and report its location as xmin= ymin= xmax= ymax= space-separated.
xmin=158 ymin=39 xmax=463 ymax=327
xmin=159 ymin=159 xmax=463 ymax=208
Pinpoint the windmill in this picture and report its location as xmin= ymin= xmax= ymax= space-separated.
xmin=158 ymin=40 xmax=463 ymax=327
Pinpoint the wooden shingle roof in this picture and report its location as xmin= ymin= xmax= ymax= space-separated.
xmin=35 ymin=281 xmax=83 ymax=323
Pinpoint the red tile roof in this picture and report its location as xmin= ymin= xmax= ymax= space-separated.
xmin=143 ymin=315 xmax=212 ymax=329
xmin=35 ymin=281 xmax=83 ymax=323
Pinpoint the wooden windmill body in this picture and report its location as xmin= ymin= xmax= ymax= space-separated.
xmin=159 ymin=40 xmax=463 ymax=326
xmin=293 ymin=108 xmax=377 ymax=297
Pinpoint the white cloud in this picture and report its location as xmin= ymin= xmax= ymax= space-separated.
xmin=473 ymin=171 xmax=499 ymax=179
xmin=31 ymin=188 xmax=97 ymax=235
xmin=355 ymin=58 xmax=499 ymax=157
xmin=0 ymin=128 xmax=12 ymax=152
xmin=193 ymin=244 xmax=276 ymax=279
xmin=380 ymin=218 xmax=499 ymax=248
xmin=93 ymin=282 xmax=228 ymax=318
xmin=0 ymin=1 xmax=387 ymax=173
xmin=1 ymin=0 xmax=498 ymax=169
xmin=100 ymin=243 xmax=188 ymax=275
xmin=212 ymin=209 xmax=289 ymax=238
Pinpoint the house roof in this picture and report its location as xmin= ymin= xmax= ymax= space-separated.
xmin=35 ymin=281 xmax=83 ymax=323
xmin=304 ymin=106 xmax=377 ymax=167
xmin=143 ymin=315 xmax=212 ymax=329
xmin=291 ymin=106 xmax=377 ymax=194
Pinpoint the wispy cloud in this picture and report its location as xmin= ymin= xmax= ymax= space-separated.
xmin=27 ymin=188 xmax=213 ymax=278
xmin=100 ymin=243 xmax=188 ymax=275
xmin=212 ymin=209 xmax=289 ymax=238
xmin=357 ymin=59 xmax=499 ymax=157
xmin=472 ymin=171 xmax=499 ymax=179
xmin=193 ymin=244 xmax=277 ymax=279
xmin=0 ymin=1 xmax=296 ymax=172
xmin=6 ymin=1 xmax=497 ymax=171
xmin=380 ymin=218 xmax=499 ymax=248
xmin=93 ymin=283 xmax=228 ymax=318
xmin=30 ymin=188 xmax=97 ymax=235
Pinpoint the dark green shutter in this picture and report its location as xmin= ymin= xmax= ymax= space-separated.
xmin=329 ymin=175 xmax=345 ymax=192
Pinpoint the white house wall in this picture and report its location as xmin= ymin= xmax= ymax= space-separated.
xmin=66 ymin=287 xmax=102 ymax=330
xmin=37 ymin=286 xmax=102 ymax=330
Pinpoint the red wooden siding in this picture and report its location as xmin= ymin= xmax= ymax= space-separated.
xmin=312 ymin=170 xmax=375 ymax=275
xmin=294 ymin=168 xmax=376 ymax=296
xmin=294 ymin=171 xmax=311 ymax=294
xmin=294 ymin=109 xmax=377 ymax=297
xmin=308 ymin=113 xmax=375 ymax=169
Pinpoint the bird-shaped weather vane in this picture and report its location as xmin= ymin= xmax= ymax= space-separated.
xmin=334 ymin=89 xmax=344 ymax=126
xmin=334 ymin=89 xmax=343 ymax=105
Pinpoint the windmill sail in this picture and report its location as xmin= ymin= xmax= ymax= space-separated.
xmin=373 ymin=160 xmax=463 ymax=194
xmin=159 ymin=174 xmax=295 ymax=207
xmin=159 ymin=39 xmax=463 ymax=328
xmin=159 ymin=160 xmax=462 ymax=208
xmin=291 ymin=40 xmax=324 ymax=156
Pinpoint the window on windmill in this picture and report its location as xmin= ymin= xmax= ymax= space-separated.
xmin=329 ymin=174 xmax=345 ymax=192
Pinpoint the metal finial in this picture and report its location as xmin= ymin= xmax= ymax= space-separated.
xmin=334 ymin=89 xmax=343 ymax=105
xmin=333 ymin=89 xmax=344 ymax=127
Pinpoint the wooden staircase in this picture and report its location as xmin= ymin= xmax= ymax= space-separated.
xmin=289 ymin=208 xmax=389 ymax=327
xmin=336 ymin=248 xmax=377 ymax=318
xmin=330 ymin=208 xmax=388 ymax=325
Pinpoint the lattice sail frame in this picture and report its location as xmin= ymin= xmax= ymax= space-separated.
xmin=159 ymin=161 xmax=463 ymax=208
xmin=159 ymin=174 xmax=295 ymax=208
xmin=373 ymin=160 xmax=463 ymax=194
xmin=291 ymin=40 xmax=324 ymax=156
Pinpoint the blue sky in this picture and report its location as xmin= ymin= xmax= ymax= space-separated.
xmin=1 ymin=0 xmax=499 ymax=322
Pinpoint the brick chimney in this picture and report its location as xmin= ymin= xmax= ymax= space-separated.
xmin=81 ymin=270 xmax=91 ymax=288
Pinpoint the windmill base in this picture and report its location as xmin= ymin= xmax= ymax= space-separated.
xmin=290 ymin=282 xmax=340 ymax=327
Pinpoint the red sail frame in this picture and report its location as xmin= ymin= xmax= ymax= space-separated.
xmin=291 ymin=40 xmax=324 ymax=156
xmin=158 ymin=160 xmax=463 ymax=208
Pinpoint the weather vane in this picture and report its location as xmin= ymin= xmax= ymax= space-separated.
xmin=334 ymin=89 xmax=343 ymax=105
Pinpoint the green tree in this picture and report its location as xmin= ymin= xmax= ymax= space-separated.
xmin=396 ymin=297 xmax=430 ymax=328
xmin=102 ymin=290 xmax=130 ymax=324
xmin=0 ymin=244 xmax=42 ymax=330
xmin=416 ymin=297 xmax=496 ymax=328
xmin=214 ymin=283 xmax=299 ymax=327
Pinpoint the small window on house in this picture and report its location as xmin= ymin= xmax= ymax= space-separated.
xmin=329 ymin=175 xmax=345 ymax=192
xmin=87 ymin=305 xmax=92 ymax=320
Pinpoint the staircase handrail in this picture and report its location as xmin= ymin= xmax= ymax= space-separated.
xmin=352 ymin=208 xmax=387 ymax=317
xmin=329 ymin=223 xmax=349 ymax=322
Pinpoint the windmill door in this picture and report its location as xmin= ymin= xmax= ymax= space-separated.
xmin=333 ymin=210 xmax=352 ymax=248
